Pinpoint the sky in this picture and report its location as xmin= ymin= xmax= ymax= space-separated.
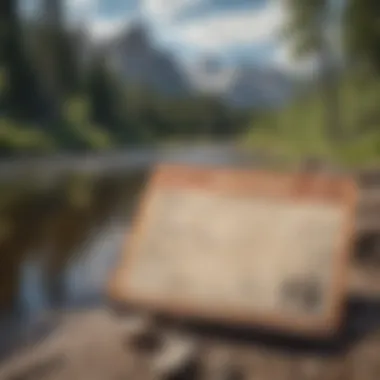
xmin=22 ymin=0 xmax=322 ymax=75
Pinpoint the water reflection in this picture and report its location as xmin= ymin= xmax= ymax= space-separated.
xmin=0 ymin=171 xmax=147 ymax=321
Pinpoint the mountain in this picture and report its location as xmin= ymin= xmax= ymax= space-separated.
xmin=225 ymin=64 xmax=294 ymax=109
xmin=105 ymin=22 xmax=191 ymax=96
xmin=187 ymin=57 xmax=294 ymax=109
xmin=186 ymin=56 xmax=235 ymax=95
xmin=90 ymin=22 xmax=294 ymax=109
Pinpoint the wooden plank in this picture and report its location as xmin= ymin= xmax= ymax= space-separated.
xmin=108 ymin=164 xmax=357 ymax=337
xmin=349 ymin=266 xmax=380 ymax=299
xmin=356 ymin=189 xmax=380 ymax=234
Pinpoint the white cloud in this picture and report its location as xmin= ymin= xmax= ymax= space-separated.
xmin=65 ymin=0 xmax=128 ymax=40
xmin=76 ymin=0 xmax=317 ymax=74
xmin=88 ymin=17 xmax=130 ymax=40
xmin=141 ymin=0 xmax=203 ymax=22
xmin=66 ymin=0 xmax=98 ymax=22
xmin=75 ymin=0 xmax=286 ymax=53
xmin=159 ymin=1 xmax=285 ymax=52
xmin=165 ymin=0 xmax=318 ymax=75
xmin=67 ymin=0 xmax=95 ymax=13
xmin=67 ymin=0 xmax=94 ymax=8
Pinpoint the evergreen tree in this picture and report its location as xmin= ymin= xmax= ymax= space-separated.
xmin=284 ymin=0 xmax=342 ymax=142
xmin=344 ymin=0 xmax=380 ymax=73
xmin=39 ymin=0 xmax=81 ymax=109
xmin=86 ymin=53 xmax=124 ymax=140
xmin=0 ymin=0 xmax=46 ymax=121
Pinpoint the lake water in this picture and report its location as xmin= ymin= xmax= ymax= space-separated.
xmin=0 ymin=145 xmax=271 ymax=354
xmin=0 ymin=172 xmax=146 ymax=317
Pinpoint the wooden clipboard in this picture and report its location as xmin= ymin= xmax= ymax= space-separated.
xmin=109 ymin=164 xmax=357 ymax=337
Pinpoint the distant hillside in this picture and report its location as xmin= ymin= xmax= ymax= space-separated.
xmin=90 ymin=24 xmax=297 ymax=110
xmin=241 ymin=74 xmax=380 ymax=167
xmin=225 ymin=65 xmax=294 ymax=109
xmin=187 ymin=57 xmax=295 ymax=110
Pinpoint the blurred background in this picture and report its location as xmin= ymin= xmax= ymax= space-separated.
xmin=0 ymin=0 xmax=379 ymax=362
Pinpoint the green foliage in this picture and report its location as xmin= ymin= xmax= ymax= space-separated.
xmin=3 ymin=0 xmax=380 ymax=165
xmin=0 ymin=0 xmax=250 ymax=157
xmin=86 ymin=55 xmax=122 ymax=133
xmin=282 ymin=0 xmax=328 ymax=57
xmin=0 ymin=66 xmax=7 ymax=96
xmin=283 ymin=0 xmax=345 ymax=142
xmin=344 ymin=0 xmax=380 ymax=72
xmin=61 ymin=96 xmax=113 ymax=151
xmin=65 ymin=96 xmax=90 ymax=125
xmin=1 ymin=21 xmax=46 ymax=121
xmin=0 ymin=118 xmax=56 ymax=155
xmin=243 ymin=74 xmax=380 ymax=168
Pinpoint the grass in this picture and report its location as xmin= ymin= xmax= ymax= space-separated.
xmin=0 ymin=96 xmax=114 ymax=156
xmin=0 ymin=118 xmax=56 ymax=154
xmin=241 ymin=73 xmax=380 ymax=169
